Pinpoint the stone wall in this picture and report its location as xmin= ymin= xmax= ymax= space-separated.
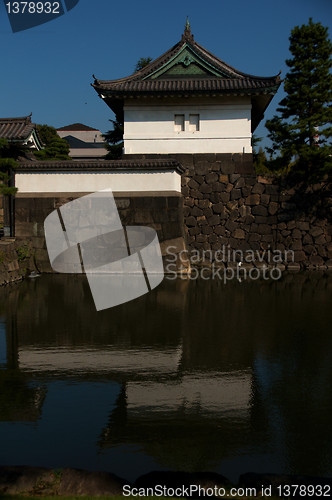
xmin=124 ymin=154 xmax=332 ymax=270
xmin=14 ymin=192 xmax=187 ymax=273
xmin=0 ymin=239 xmax=36 ymax=286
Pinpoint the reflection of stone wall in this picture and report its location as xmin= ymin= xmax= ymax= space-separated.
xmin=15 ymin=193 xmax=186 ymax=273
xmin=124 ymin=154 xmax=332 ymax=270
xmin=0 ymin=239 xmax=36 ymax=286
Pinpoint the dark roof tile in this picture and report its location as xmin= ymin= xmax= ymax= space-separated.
xmin=0 ymin=115 xmax=35 ymax=140
xmin=57 ymin=123 xmax=99 ymax=131
xmin=17 ymin=159 xmax=185 ymax=174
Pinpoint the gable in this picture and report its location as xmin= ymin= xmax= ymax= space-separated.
xmin=143 ymin=45 xmax=231 ymax=80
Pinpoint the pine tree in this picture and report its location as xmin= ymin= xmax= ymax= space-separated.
xmin=134 ymin=57 xmax=152 ymax=73
xmin=103 ymin=57 xmax=152 ymax=159
xmin=266 ymin=18 xmax=332 ymax=180
xmin=0 ymin=139 xmax=18 ymax=197
xmin=34 ymin=125 xmax=71 ymax=161
xmin=103 ymin=119 xmax=124 ymax=160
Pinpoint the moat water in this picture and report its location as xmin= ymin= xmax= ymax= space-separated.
xmin=0 ymin=273 xmax=331 ymax=482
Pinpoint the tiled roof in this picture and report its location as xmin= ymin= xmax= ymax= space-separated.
xmin=92 ymin=27 xmax=281 ymax=97
xmin=16 ymin=159 xmax=185 ymax=174
xmin=95 ymin=77 xmax=279 ymax=95
xmin=57 ymin=123 xmax=99 ymax=131
xmin=0 ymin=115 xmax=37 ymax=141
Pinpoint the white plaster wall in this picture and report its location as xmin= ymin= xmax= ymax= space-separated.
xmin=15 ymin=171 xmax=182 ymax=193
xmin=124 ymin=103 xmax=252 ymax=154
xmin=69 ymin=148 xmax=107 ymax=158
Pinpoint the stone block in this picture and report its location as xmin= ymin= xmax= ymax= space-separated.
xmin=225 ymin=220 xmax=238 ymax=232
xmin=219 ymin=174 xmax=229 ymax=184
xmin=203 ymin=208 xmax=213 ymax=218
xmin=208 ymin=233 xmax=218 ymax=243
xmin=183 ymin=206 xmax=191 ymax=217
xmin=241 ymin=186 xmax=252 ymax=197
xmin=186 ymin=216 xmax=197 ymax=227
xmin=268 ymin=202 xmax=279 ymax=215
xmin=294 ymin=251 xmax=306 ymax=262
xmin=255 ymin=216 xmax=269 ymax=224
xmin=206 ymin=172 xmax=218 ymax=184
xmin=188 ymin=179 xmax=200 ymax=190
xmin=230 ymin=189 xmax=241 ymax=200
xmin=199 ymin=182 xmax=212 ymax=193
xmin=245 ymin=194 xmax=260 ymax=205
xmin=189 ymin=226 xmax=200 ymax=236
xmin=252 ymin=183 xmax=265 ymax=194
xmin=234 ymin=177 xmax=245 ymax=189
xmin=257 ymin=175 xmax=273 ymax=184
xmin=191 ymin=206 xmax=203 ymax=216
xmin=219 ymin=192 xmax=230 ymax=203
xmin=202 ymin=225 xmax=213 ymax=235
xmin=197 ymin=234 xmax=208 ymax=243
xmin=287 ymin=220 xmax=296 ymax=230
xmin=252 ymin=206 xmax=268 ymax=216
xmin=297 ymin=221 xmax=310 ymax=231
xmin=190 ymin=189 xmax=204 ymax=199
xmin=207 ymin=215 xmax=220 ymax=226
xmin=248 ymin=233 xmax=260 ymax=242
xmin=261 ymin=194 xmax=270 ymax=205
xmin=256 ymin=224 xmax=272 ymax=235
xmin=220 ymin=162 xmax=235 ymax=174
xmin=198 ymin=199 xmax=210 ymax=209
xmin=193 ymin=175 xmax=204 ymax=184
xmin=211 ymin=182 xmax=225 ymax=192
xmin=212 ymin=203 xmax=225 ymax=214
xmin=214 ymin=225 xmax=226 ymax=236
xmin=184 ymin=197 xmax=194 ymax=207
xmin=244 ymin=215 xmax=255 ymax=224
xmin=291 ymin=240 xmax=303 ymax=251
xmin=292 ymin=228 xmax=302 ymax=239
xmin=315 ymin=234 xmax=327 ymax=245
xmin=310 ymin=226 xmax=324 ymax=237
xmin=310 ymin=255 xmax=324 ymax=266
xmin=233 ymin=229 xmax=245 ymax=239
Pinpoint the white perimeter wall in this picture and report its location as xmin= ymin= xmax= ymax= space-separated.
xmin=124 ymin=101 xmax=252 ymax=154
xmin=15 ymin=170 xmax=182 ymax=193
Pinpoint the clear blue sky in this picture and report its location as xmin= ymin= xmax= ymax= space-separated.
xmin=1 ymin=0 xmax=331 ymax=148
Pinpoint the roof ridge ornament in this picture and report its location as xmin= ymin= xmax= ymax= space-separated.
xmin=182 ymin=16 xmax=194 ymax=42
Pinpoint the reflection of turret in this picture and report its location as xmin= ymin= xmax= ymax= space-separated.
xmin=99 ymin=373 xmax=253 ymax=471
xmin=1 ymin=272 xmax=332 ymax=478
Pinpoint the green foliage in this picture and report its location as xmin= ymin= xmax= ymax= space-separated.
xmin=102 ymin=119 xmax=124 ymax=159
xmin=134 ymin=56 xmax=152 ymax=73
xmin=103 ymin=57 xmax=152 ymax=159
xmin=34 ymin=124 xmax=71 ymax=161
xmin=16 ymin=244 xmax=30 ymax=261
xmin=254 ymin=147 xmax=271 ymax=175
xmin=0 ymin=139 xmax=18 ymax=196
xmin=265 ymin=18 xmax=332 ymax=182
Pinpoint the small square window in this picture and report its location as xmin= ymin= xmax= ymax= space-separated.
xmin=174 ymin=114 xmax=185 ymax=132
xmin=189 ymin=114 xmax=200 ymax=132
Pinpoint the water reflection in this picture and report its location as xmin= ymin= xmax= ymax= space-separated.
xmin=0 ymin=273 xmax=331 ymax=481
